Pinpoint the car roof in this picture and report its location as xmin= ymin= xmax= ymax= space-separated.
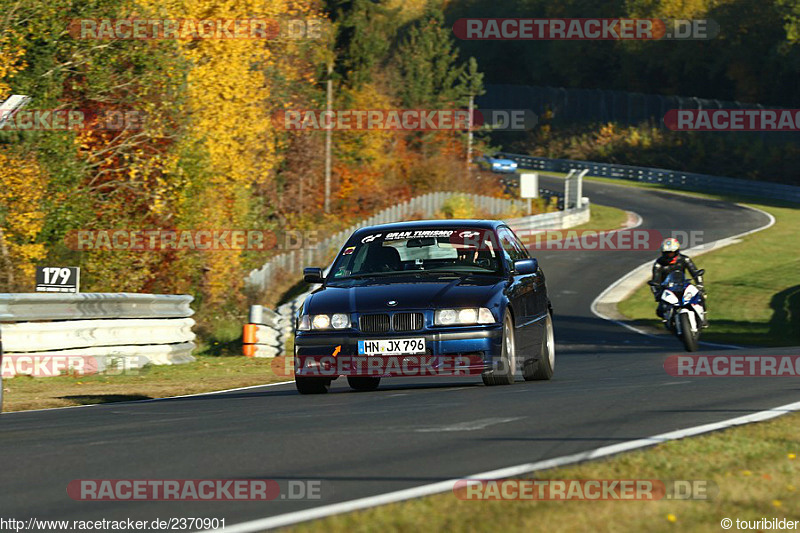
xmin=351 ymin=219 xmax=504 ymax=236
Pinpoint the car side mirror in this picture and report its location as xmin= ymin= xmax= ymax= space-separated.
xmin=514 ymin=258 xmax=538 ymax=275
xmin=303 ymin=267 xmax=324 ymax=283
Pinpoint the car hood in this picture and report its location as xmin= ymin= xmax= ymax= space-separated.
xmin=304 ymin=274 xmax=504 ymax=315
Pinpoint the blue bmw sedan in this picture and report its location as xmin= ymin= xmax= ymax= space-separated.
xmin=293 ymin=219 xmax=554 ymax=394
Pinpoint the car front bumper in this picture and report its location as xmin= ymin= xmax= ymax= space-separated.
xmin=294 ymin=326 xmax=503 ymax=378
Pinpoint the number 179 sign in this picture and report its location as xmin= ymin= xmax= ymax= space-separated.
xmin=35 ymin=266 xmax=80 ymax=293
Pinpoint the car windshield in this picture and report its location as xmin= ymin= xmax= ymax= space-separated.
xmin=329 ymin=228 xmax=503 ymax=279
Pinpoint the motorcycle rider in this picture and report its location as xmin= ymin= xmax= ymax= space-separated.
xmin=651 ymin=237 xmax=708 ymax=327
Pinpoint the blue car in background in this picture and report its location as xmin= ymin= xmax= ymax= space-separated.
xmin=294 ymin=219 xmax=555 ymax=394
xmin=478 ymin=154 xmax=519 ymax=174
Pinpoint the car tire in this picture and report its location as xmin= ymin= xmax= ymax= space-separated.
xmin=347 ymin=376 xmax=381 ymax=391
xmin=482 ymin=310 xmax=516 ymax=386
xmin=524 ymin=312 xmax=555 ymax=381
xmin=295 ymin=376 xmax=332 ymax=394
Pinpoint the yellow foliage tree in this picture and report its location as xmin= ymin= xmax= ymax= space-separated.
xmin=134 ymin=0 xmax=323 ymax=306
xmin=0 ymin=29 xmax=26 ymax=98
xmin=0 ymin=151 xmax=47 ymax=291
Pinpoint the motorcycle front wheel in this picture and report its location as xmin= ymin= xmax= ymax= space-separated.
xmin=679 ymin=313 xmax=699 ymax=352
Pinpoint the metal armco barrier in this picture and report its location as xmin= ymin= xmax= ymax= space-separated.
xmin=0 ymin=293 xmax=196 ymax=379
xmin=0 ymin=292 xmax=193 ymax=321
xmin=243 ymin=305 xmax=285 ymax=358
xmin=497 ymin=153 xmax=800 ymax=203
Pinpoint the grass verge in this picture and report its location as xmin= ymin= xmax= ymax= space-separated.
xmin=289 ymin=412 xmax=800 ymax=533
xmin=570 ymin=202 xmax=629 ymax=232
xmin=618 ymin=202 xmax=800 ymax=347
xmin=1 ymin=355 xmax=288 ymax=412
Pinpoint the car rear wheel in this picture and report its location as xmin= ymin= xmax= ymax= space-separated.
xmin=347 ymin=376 xmax=381 ymax=391
xmin=524 ymin=312 xmax=555 ymax=381
xmin=482 ymin=310 xmax=516 ymax=386
xmin=295 ymin=376 xmax=332 ymax=394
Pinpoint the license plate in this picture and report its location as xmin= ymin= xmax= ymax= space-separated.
xmin=358 ymin=338 xmax=426 ymax=355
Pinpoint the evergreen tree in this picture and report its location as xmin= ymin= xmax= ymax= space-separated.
xmin=396 ymin=6 xmax=466 ymax=108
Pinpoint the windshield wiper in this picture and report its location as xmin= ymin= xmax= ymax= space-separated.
xmin=334 ymin=271 xmax=408 ymax=280
xmin=415 ymin=269 xmax=496 ymax=276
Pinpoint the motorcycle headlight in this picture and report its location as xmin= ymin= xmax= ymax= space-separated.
xmin=435 ymin=308 xmax=495 ymax=325
xmin=661 ymin=291 xmax=679 ymax=305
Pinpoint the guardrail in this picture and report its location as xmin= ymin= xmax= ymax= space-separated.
xmin=243 ymin=305 xmax=286 ymax=358
xmin=497 ymin=153 xmax=800 ymax=203
xmin=0 ymin=293 xmax=196 ymax=380
xmin=0 ymin=292 xmax=193 ymax=321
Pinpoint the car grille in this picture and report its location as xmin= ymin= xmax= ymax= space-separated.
xmin=392 ymin=312 xmax=424 ymax=332
xmin=359 ymin=314 xmax=390 ymax=333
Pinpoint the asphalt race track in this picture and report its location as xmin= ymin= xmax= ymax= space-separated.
xmin=2 ymin=179 xmax=797 ymax=529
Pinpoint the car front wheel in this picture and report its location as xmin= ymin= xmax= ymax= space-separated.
xmin=524 ymin=312 xmax=555 ymax=381
xmin=482 ymin=310 xmax=516 ymax=386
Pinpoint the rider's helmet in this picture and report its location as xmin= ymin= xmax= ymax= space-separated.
xmin=661 ymin=237 xmax=680 ymax=258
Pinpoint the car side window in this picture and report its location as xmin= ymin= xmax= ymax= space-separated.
xmin=498 ymin=228 xmax=527 ymax=262
xmin=506 ymin=229 xmax=530 ymax=260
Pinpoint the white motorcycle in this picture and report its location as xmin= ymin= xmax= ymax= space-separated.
xmin=649 ymin=270 xmax=706 ymax=351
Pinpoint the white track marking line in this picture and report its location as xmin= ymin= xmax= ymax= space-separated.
xmin=211 ymin=400 xmax=800 ymax=532
xmin=414 ymin=417 xmax=522 ymax=433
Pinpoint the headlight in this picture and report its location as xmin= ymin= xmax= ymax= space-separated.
xmin=331 ymin=313 xmax=350 ymax=329
xmin=436 ymin=309 xmax=457 ymax=325
xmin=435 ymin=308 xmax=495 ymax=325
xmin=300 ymin=313 xmax=351 ymax=330
xmin=458 ymin=308 xmax=478 ymax=323
xmin=312 ymin=314 xmax=330 ymax=329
